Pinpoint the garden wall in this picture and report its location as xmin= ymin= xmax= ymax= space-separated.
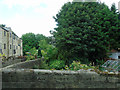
xmin=3 ymin=59 xmax=41 ymax=69
xmin=1 ymin=59 xmax=120 ymax=88
xmin=2 ymin=58 xmax=23 ymax=67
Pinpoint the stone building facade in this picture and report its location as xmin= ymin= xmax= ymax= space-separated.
xmin=0 ymin=26 xmax=23 ymax=58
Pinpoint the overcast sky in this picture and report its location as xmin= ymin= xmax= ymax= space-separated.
xmin=0 ymin=0 xmax=119 ymax=37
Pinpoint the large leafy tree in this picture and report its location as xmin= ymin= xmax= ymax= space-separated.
xmin=21 ymin=33 xmax=37 ymax=55
xmin=93 ymin=3 xmax=120 ymax=50
xmin=21 ymin=33 xmax=47 ymax=55
xmin=35 ymin=34 xmax=48 ymax=49
xmin=109 ymin=3 xmax=120 ymax=50
xmin=51 ymin=1 xmax=118 ymax=65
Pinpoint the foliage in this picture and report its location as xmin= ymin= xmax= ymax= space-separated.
xmin=94 ymin=3 xmax=120 ymax=50
xmin=35 ymin=34 xmax=48 ymax=49
xmin=98 ymin=66 xmax=105 ymax=71
xmin=40 ymin=39 xmax=58 ymax=63
xmin=51 ymin=1 xmax=120 ymax=65
xmin=22 ymin=33 xmax=36 ymax=55
xmin=26 ymin=55 xmax=35 ymax=61
xmin=21 ymin=33 xmax=48 ymax=55
xmin=49 ymin=60 xmax=65 ymax=70
xmin=25 ymin=47 xmax=38 ymax=61
xmin=29 ymin=47 xmax=38 ymax=56
xmin=96 ymin=59 xmax=105 ymax=65
xmin=65 ymin=61 xmax=95 ymax=71
xmin=46 ymin=36 xmax=56 ymax=45
xmin=33 ymin=60 xmax=49 ymax=69
xmin=39 ymin=39 xmax=49 ymax=51
xmin=0 ymin=53 xmax=6 ymax=61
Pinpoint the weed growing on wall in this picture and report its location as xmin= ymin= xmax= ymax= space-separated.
xmin=65 ymin=61 xmax=96 ymax=71
xmin=49 ymin=60 xmax=65 ymax=70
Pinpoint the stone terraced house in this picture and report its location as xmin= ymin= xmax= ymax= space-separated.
xmin=0 ymin=26 xmax=23 ymax=58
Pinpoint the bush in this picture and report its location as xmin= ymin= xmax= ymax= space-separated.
xmin=25 ymin=48 xmax=38 ymax=61
xmin=26 ymin=56 xmax=35 ymax=61
xmin=96 ymin=59 xmax=105 ymax=65
xmin=49 ymin=60 xmax=65 ymax=70
xmin=39 ymin=60 xmax=49 ymax=69
xmin=29 ymin=47 xmax=38 ymax=56
xmin=41 ymin=44 xmax=58 ymax=63
xmin=33 ymin=60 xmax=49 ymax=69
xmin=0 ymin=53 xmax=6 ymax=61
xmin=65 ymin=61 xmax=96 ymax=71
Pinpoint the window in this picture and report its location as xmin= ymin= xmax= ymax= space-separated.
xmin=10 ymin=33 xmax=11 ymax=38
xmin=118 ymin=56 xmax=120 ymax=59
xmin=4 ymin=31 xmax=6 ymax=36
xmin=4 ymin=44 xmax=6 ymax=49
xmin=13 ymin=34 xmax=15 ymax=40
xmin=10 ymin=44 xmax=11 ymax=49
xmin=0 ymin=49 xmax=2 ymax=54
xmin=13 ymin=49 xmax=16 ymax=54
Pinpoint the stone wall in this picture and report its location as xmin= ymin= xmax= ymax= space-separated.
xmin=2 ymin=59 xmax=22 ymax=68
xmin=3 ymin=59 xmax=41 ymax=69
xmin=1 ymin=59 xmax=120 ymax=88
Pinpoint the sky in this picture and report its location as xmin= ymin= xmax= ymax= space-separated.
xmin=0 ymin=0 xmax=119 ymax=38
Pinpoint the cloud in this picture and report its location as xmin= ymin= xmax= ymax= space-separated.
xmin=1 ymin=0 xmax=119 ymax=38
xmin=2 ymin=0 xmax=68 ymax=8
xmin=0 ymin=0 xmax=69 ymax=37
xmin=2 ymin=0 xmax=42 ymax=8
xmin=0 ymin=12 xmax=57 ymax=37
xmin=100 ymin=0 xmax=119 ymax=9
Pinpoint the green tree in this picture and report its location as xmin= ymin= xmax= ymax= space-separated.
xmin=21 ymin=33 xmax=37 ymax=55
xmin=35 ymin=34 xmax=47 ymax=49
xmin=21 ymin=33 xmax=49 ymax=55
xmin=39 ymin=39 xmax=58 ymax=63
xmin=52 ymin=2 xmax=112 ymax=65
xmin=108 ymin=3 xmax=120 ymax=50
xmin=110 ymin=3 xmax=117 ymax=14
xmin=93 ymin=3 xmax=120 ymax=50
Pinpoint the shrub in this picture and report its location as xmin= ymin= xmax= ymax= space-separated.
xmin=39 ymin=60 xmax=49 ymax=69
xmin=33 ymin=60 xmax=49 ymax=69
xmin=66 ymin=61 xmax=96 ymax=71
xmin=41 ymin=45 xmax=58 ymax=63
xmin=96 ymin=59 xmax=105 ymax=65
xmin=69 ymin=61 xmax=83 ymax=70
xmin=49 ymin=60 xmax=65 ymax=70
xmin=33 ymin=65 xmax=39 ymax=69
xmin=0 ymin=54 xmax=6 ymax=61
xmin=26 ymin=55 xmax=35 ymax=61
xmin=29 ymin=47 xmax=38 ymax=56
xmin=25 ymin=47 xmax=38 ymax=61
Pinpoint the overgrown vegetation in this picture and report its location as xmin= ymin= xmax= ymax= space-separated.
xmin=33 ymin=60 xmax=49 ymax=69
xmin=49 ymin=60 xmax=65 ymax=70
xmin=65 ymin=61 xmax=95 ymax=71
xmin=22 ymin=1 xmax=120 ymax=71
xmin=51 ymin=1 xmax=120 ymax=65
xmin=0 ymin=54 xmax=6 ymax=61
xmin=21 ymin=33 xmax=53 ymax=55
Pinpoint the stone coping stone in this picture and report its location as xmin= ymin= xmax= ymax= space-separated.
xmin=1 ymin=59 xmax=40 ymax=69
xmin=1 ymin=59 xmax=119 ymax=76
xmin=0 ymin=68 xmax=106 ymax=76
